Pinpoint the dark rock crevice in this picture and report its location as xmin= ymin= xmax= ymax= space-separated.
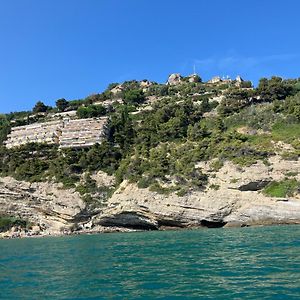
xmin=238 ymin=180 xmax=270 ymax=191
xmin=157 ymin=219 xmax=185 ymax=228
xmin=200 ymin=219 xmax=227 ymax=228
xmin=101 ymin=221 xmax=158 ymax=231
xmin=98 ymin=212 xmax=158 ymax=231
xmin=73 ymin=208 xmax=98 ymax=223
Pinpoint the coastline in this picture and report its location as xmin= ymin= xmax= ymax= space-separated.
xmin=1 ymin=220 xmax=300 ymax=240
xmin=1 ymin=155 xmax=299 ymax=240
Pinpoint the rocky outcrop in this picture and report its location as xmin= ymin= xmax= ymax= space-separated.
xmin=0 ymin=173 xmax=137 ymax=238
xmin=1 ymin=156 xmax=299 ymax=238
xmin=0 ymin=177 xmax=87 ymax=237
xmin=237 ymin=180 xmax=270 ymax=191
xmin=96 ymin=156 xmax=300 ymax=229
xmin=167 ymin=73 xmax=182 ymax=85
xmin=96 ymin=181 xmax=300 ymax=229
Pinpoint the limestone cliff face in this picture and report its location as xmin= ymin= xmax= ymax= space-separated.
xmin=96 ymin=156 xmax=300 ymax=229
xmin=0 ymin=177 xmax=88 ymax=237
xmin=0 ymin=155 xmax=299 ymax=238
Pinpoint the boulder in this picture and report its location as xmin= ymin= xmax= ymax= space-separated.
xmin=167 ymin=73 xmax=182 ymax=85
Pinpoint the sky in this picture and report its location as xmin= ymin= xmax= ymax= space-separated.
xmin=0 ymin=0 xmax=300 ymax=113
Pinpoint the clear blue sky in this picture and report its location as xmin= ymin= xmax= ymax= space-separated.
xmin=1 ymin=0 xmax=300 ymax=113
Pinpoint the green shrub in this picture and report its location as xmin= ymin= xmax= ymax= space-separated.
xmin=176 ymin=187 xmax=189 ymax=197
xmin=77 ymin=104 xmax=106 ymax=118
xmin=281 ymin=151 xmax=299 ymax=161
xmin=0 ymin=216 xmax=29 ymax=232
xmin=148 ymin=182 xmax=177 ymax=195
xmin=285 ymin=171 xmax=298 ymax=177
xmin=124 ymin=89 xmax=145 ymax=105
xmin=210 ymin=159 xmax=224 ymax=171
xmin=263 ymin=179 xmax=299 ymax=198
xmin=137 ymin=176 xmax=154 ymax=189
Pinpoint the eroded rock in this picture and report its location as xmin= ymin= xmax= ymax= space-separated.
xmin=167 ymin=73 xmax=182 ymax=85
xmin=96 ymin=156 xmax=300 ymax=230
xmin=238 ymin=181 xmax=270 ymax=191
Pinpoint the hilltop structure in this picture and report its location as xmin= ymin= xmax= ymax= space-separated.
xmin=166 ymin=73 xmax=247 ymax=86
xmin=207 ymin=75 xmax=247 ymax=86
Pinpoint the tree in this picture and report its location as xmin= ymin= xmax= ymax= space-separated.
xmin=107 ymin=83 xmax=119 ymax=90
xmin=124 ymin=89 xmax=145 ymax=105
xmin=218 ymin=88 xmax=252 ymax=116
xmin=283 ymin=93 xmax=300 ymax=121
xmin=108 ymin=105 xmax=135 ymax=153
xmin=76 ymin=105 xmax=106 ymax=118
xmin=56 ymin=98 xmax=69 ymax=112
xmin=33 ymin=101 xmax=47 ymax=113
xmin=0 ymin=114 xmax=10 ymax=145
xmin=187 ymin=123 xmax=210 ymax=141
xmin=240 ymin=81 xmax=252 ymax=88
xmin=257 ymin=77 xmax=294 ymax=102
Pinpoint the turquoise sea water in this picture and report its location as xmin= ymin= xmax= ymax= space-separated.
xmin=0 ymin=225 xmax=299 ymax=299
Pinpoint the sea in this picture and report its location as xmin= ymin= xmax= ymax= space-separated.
xmin=0 ymin=225 xmax=299 ymax=299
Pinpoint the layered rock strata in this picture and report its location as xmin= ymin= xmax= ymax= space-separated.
xmin=1 ymin=156 xmax=299 ymax=238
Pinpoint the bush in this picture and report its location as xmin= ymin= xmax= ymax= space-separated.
xmin=33 ymin=101 xmax=48 ymax=113
xmin=76 ymin=104 xmax=106 ymax=118
xmin=257 ymin=77 xmax=294 ymax=102
xmin=218 ymin=88 xmax=252 ymax=116
xmin=0 ymin=115 xmax=10 ymax=145
xmin=283 ymin=93 xmax=300 ymax=121
xmin=263 ymin=179 xmax=299 ymax=198
xmin=124 ymin=89 xmax=145 ymax=105
xmin=56 ymin=98 xmax=69 ymax=112
xmin=0 ymin=216 xmax=28 ymax=232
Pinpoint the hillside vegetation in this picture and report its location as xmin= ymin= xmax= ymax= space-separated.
xmin=0 ymin=75 xmax=299 ymax=202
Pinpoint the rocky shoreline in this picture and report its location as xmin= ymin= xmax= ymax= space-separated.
xmin=0 ymin=225 xmax=138 ymax=240
xmin=2 ymin=220 xmax=300 ymax=240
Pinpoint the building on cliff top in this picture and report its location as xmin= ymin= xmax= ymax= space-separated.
xmin=207 ymin=76 xmax=233 ymax=84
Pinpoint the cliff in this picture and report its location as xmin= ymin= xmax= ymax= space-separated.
xmin=0 ymin=74 xmax=299 ymax=238
xmin=1 ymin=154 xmax=299 ymax=238
xmin=0 ymin=176 xmax=128 ymax=238
xmin=96 ymin=155 xmax=300 ymax=229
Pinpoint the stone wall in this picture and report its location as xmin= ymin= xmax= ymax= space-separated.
xmin=60 ymin=117 xmax=107 ymax=149
xmin=5 ymin=117 xmax=108 ymax=149
xmin=5 ymin=120 xmax=63 ymax=149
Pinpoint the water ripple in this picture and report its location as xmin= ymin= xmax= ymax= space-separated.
xmin=0 ymin=225 xmax=299 ymax=299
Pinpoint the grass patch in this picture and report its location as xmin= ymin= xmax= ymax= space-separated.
xmin=263 ymin=179 xmax=299 ymax=198
xmin=210 ymin=159 xmax=224 ymax=171
xmin=246 ymin=134 xmax=273 ymax=152
xmin=281 ymin=151 xmax=299 ymax=161
xmin=272 ymin=122 xmax=300 ymax=144
xmin=149 ymin=182 xmax=178 ymax=195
